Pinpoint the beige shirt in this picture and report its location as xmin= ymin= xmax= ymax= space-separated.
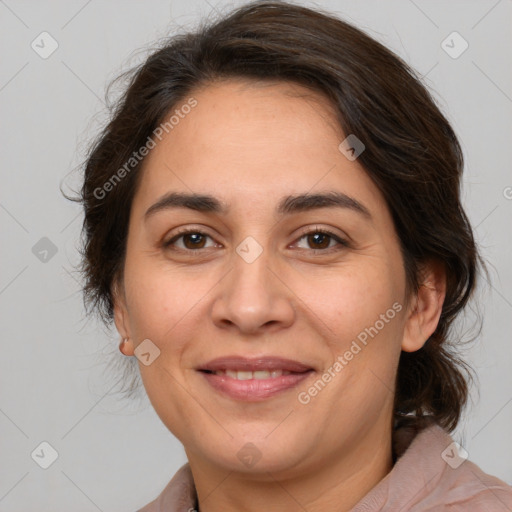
xmin=137 ymin=419 xmax=512 ymax=511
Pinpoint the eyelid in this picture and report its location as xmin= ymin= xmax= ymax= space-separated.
xmin=290 ymin=225 xmax=350 ymax=252
xmin=162 ymin=225 xmax=219 ymax=248
xmin=293 ymin=225 xmax=348 ymax=243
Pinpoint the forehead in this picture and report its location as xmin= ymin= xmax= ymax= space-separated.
xmin=133 ymin=79 xmax=388 ymax=219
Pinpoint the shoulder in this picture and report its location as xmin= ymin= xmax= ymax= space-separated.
xmin=136 ymin=463 xmax=197 ymax=512
xmin=354 ymin=417 xmax=512 ymax=511
xmin=437 ymin=456 xmax=512 ymax=511
xmin=400 ymin=421 xmax=512 ymax=510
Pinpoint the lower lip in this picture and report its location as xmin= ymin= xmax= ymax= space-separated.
xmin=199 ymin=370 xmax=314 ymax=401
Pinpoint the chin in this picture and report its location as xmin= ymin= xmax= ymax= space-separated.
xmin=197 ymin=434 xmax=310 ymax=477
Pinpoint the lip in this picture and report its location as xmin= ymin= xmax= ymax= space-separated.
xmin=199 ymin=370 xmax=314 ymax=401
xmin=197 ymin=356 xmax=315 ymax=401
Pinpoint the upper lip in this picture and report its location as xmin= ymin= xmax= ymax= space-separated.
xmin=198 ymin=356 xmax=314 ymax=373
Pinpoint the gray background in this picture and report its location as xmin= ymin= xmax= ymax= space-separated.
xmin=1 ymin=0 xmax=511 ymax=510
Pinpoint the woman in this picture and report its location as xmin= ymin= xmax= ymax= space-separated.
xmin=74 ymin=1 xmax=512 ymax=510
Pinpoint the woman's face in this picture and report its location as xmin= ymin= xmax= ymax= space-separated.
xmin=114 ymin=79 xmax=433 ymax=476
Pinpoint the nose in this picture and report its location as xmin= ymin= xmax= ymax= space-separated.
xmin=210 ymin=247 xmax=296 ymax=335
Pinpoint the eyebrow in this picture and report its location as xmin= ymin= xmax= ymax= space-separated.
xmin=144 ymin=191 xmax=372 ymax=221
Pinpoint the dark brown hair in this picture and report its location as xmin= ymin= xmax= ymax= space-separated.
xmin=70 ymin=0 xmax=487 ymax=432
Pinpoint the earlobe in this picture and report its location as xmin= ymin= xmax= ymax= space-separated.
xmin=119 ymin=338 xmax=135 ymax=356
xmin=401 ymin=260 xmax=446 ymax=353
xmin=112 ymin=281 xmax=135 ymax=357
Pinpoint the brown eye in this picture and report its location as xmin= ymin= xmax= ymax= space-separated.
xmin=163 ymin=227 xmax=348 ymax=254
xmin=163 ymin=230 xmax=215 ymax=251
xmin=306 ymin=232 xmax=331 ymax=250
xmin=294 ymin=229 xmax=349 ymax=253
xmin=181 ymin=233 xmax=207 ymax=249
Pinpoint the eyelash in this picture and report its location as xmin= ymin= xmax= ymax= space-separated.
xmin=162 ymin=227 xmax=350 ymax=255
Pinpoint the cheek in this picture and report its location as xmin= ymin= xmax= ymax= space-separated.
xmin=292 ymin=261 xmax=403 ymax=347
xmin=296 ymin=267 xmax=404 ymax=409
xmin=122 ymin=257 xmax=204 ymax=347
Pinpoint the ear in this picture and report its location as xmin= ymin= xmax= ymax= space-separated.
xmin=401 ymin=259 xmax=446 ymax=353
xmin=112 ymin=279 xmax=135 ymax=356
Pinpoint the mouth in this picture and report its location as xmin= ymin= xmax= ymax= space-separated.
xmin=197 ymin=356 xmax=316 ymax=401
xmin=201 ymin=368 xmax=298 ymax=379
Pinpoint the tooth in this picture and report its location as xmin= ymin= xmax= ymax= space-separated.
xmin=253 ymin=370 xmax=271 ymax=380
xmin=213 ymin=369 xmax=294 ymax=379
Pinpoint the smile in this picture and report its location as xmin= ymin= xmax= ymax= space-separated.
xmin=198 ymin=369 xmax=315 ymax=401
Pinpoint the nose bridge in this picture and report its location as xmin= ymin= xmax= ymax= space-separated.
xmin=211 ymin=237 xmax=294 ymax=333
xmin=234 ymin=238 xmax=272 ymax=292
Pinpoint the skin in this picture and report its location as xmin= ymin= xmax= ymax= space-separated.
xmin=114 ymin=79 xmax=446 ymax=512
